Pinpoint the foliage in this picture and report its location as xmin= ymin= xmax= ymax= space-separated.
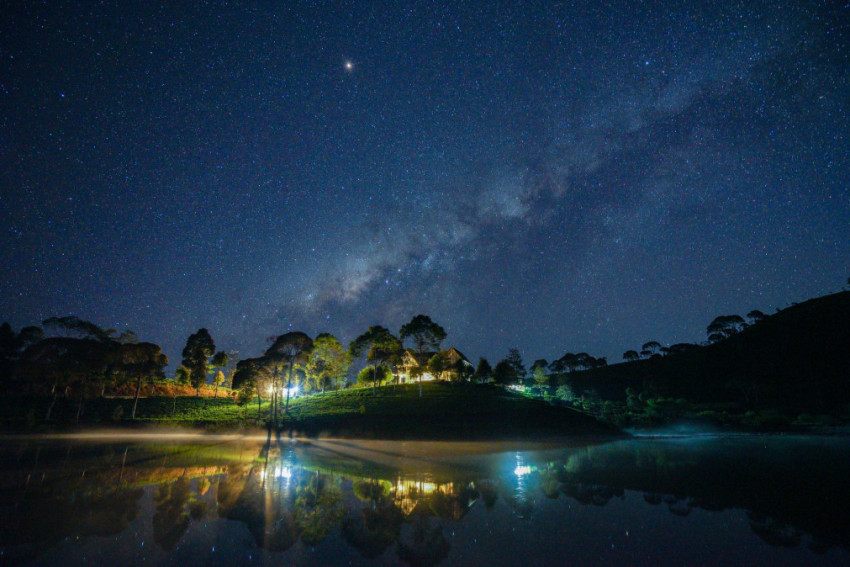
xmin=532 ymin=366 xmax=549 ymax=388
xmin=492 ymin=360 xmax=517 ymax=386
xmin=357 ymin=365 xmax=392 ymax=386
xmin=427 ymin=352 xmax=448 ymax=381
xmin=181 ymin=328 xmax=215 ymax=395
xmin=399 ymin=314 xmax=446 ymax=353
xmin=473 ymin=357 xmax=492 ymax=382
xmin=306 ymin=334 xmax=351 ymax=393
xmin=349 ymin=326 xmax=402 ymax=392
xmin=504 ymin=348 xmax=526 ymax=381
xmin=707 ymin=315 xmax=746 ymax=343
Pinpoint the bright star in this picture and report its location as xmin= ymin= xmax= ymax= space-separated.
xmin=344 ymin=60 xmax=354 ymax=71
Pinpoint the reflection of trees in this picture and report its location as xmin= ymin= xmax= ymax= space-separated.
xmin=560 ymin=482 xmax=624 ymax=506
xmin=295 ymin=471 xmax=344 ymax=545
xmin=342 ymin=480 xmax=404 ymax=559
xmin=748 ymin=512 xmax=803 ymax=548
xmin=153 ymin=476 xmax=191 ymax=551
xmin=396 ymin=511 xmax=451 ymax=567
xmin=477 ymin=480 xmax=499 ymax=509
xmin=216 ymin=462 xmax=300 ymax=552
xmin=0 ymin=483 xmax=144 ymax=562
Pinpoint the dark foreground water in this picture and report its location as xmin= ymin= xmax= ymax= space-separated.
xmin=0 ymin=432 xmax=848 ymax=566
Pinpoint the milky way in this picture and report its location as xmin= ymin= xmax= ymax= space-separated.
xmin=1 ymin=1 xmax=847 ymax=368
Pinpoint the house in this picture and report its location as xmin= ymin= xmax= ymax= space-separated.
xmin=398 ymin=347 xmax=473 ymax=383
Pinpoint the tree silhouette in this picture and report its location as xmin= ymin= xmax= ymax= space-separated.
xmin=400 ymin=315 xmax=446 ymax=396
xmin=181 ymin=329 xmax=215 ymax=396
xmin=399 ymin=315 xmax=446 ymax=353
xmin=707 ymin=315 xmax=746 ymax=343
xmin=265 ymin=331 xmax=313 ymax=419
xmin=640 ymin=341 xmax=662 ymax=358
xmin=492 ymin=359 xmax=518 ymax=386
xmin=505 ymin=348 xmax=526 ymax=381
xmin=116 ymin=342 xmax=168 ymax=419
xmin=349 ymin=326 xmax=402 ymax=395
xmin=623 ymin=350 xmax=640 ymax=362
xmin=473 ymin=357 xmax=492 ymax=383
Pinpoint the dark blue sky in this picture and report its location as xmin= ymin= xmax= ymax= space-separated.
xmin=1 ymin=1 xmax=847 ymax=369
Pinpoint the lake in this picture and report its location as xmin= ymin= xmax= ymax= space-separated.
xmin=0 ymin=432 xmax=848 ymax=566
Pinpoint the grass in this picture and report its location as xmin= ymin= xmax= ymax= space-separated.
xmin=0 ymin=382 xmax=620 ymax=439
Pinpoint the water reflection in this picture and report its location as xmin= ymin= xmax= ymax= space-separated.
xmin=0 ymin=434 xmax=848 ymax=565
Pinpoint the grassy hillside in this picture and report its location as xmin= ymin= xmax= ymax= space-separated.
xmin=559 ymin=291 xmax=850 ymax=416
xmin=277 ymin=382 xmax=619 ymax=439
xmin=0 ymin=382 xmax=621 ymax=439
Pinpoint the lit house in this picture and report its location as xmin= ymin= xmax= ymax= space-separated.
xmin=397 ymin=347 xmax=473 ymax=382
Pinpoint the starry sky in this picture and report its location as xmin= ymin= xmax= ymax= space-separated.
xmin=1 ymin=1 xmax=848 ymax=369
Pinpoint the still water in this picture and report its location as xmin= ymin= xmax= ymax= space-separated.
xmin=0 ymin=432 xmax=848 ymax=566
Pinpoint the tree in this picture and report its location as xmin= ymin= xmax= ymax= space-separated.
xmin=210 ymin=350 xmax=228 ymax=398
xmin=306 ymin=334 xmax=352 ymax=393
xmin=530 ymin=359 xmax=548 ymax=373
xmin=399 ymin=315 xmax=446 ymax=353
xmin=42 ymin=316 xmax=115 ymax=341
xmin=349 ymin=326 xmax=402 ymax=395
xmin=532 ymin=366 xmax=549 ymax=389
xmin=473 ymin=357 xmax=492 ymax=383
xmin=622 ymin=350 xmax=640 ymax=362
xmin=707 ymin=315 xmax=746 ymax=343
xmin=640 ymin=341 xmax=662 ymax=358
xmin=115 ymin=342 xmax=168 ymax=419
xmin=427 ymin=352 xmax=448 ymax=382
xmin=357 ymin=365 xmax=392 ymax=386
xmin=505 ymin=348 xmax=526 ymax=382
xmin=231 ymin=358 xmax=267 ymax=420
xmin=117 ymin=330 xmax=139 ymax=344
xmin=400 ymin=315 xmax=446 ymax=397
xmin=265 ymin=332 xmax=314 ymax=420
xmin=181 ymin=329 xmax=215 ymax=396
xmin=746 ymin=310 xmax=767 ymax=325
xmin=213 ymin=370 xmax=226 ymax=394
xmin=175 ymin=365 xmax=191 ymax=386
xmin=492 ymin=360 xmax=518 ymax=386
xmin=18 ymin=336 xmax=115 ymax=420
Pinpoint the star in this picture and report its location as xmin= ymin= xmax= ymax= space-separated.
xmin=344 ymin=60 xmax=354 ymax=72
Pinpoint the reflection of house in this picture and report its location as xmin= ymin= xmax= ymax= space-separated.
xmin=398 ymin=347 xmax=473 ymax=382
xmin=392 ymin=478 xmax=477 ymax=520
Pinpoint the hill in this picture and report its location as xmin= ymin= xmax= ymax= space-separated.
xmin=0 ymin=382 xmax=622 ymax=439
xmin=277 ymin=382 xmax=621 ymax=439
xmin=558 ymin=291 xmax=850 ymax=417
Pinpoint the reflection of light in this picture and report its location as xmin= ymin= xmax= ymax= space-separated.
xmin=274 ymin=465 xmax=291 ymax=479
xmin=514 ymin=465 xmax=532 ymax=477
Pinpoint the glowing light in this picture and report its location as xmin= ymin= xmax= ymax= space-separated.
xmin=344 ymin=60 xmax=354 ymax=71
xmin=514 ymin=465 xmax=532 ymax=477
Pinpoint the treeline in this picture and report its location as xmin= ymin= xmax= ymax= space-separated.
xmin=0 ymin=317 xmax=168 ymax=421
xmin=4 ymin=290 xmax=847 ymax=427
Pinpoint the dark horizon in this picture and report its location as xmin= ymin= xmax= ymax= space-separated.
xmin=2 ymin=1 xmax=848 ymax=368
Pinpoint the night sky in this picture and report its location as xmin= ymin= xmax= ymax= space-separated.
xmin=2 ymin=1 xmax=848 ymax=369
